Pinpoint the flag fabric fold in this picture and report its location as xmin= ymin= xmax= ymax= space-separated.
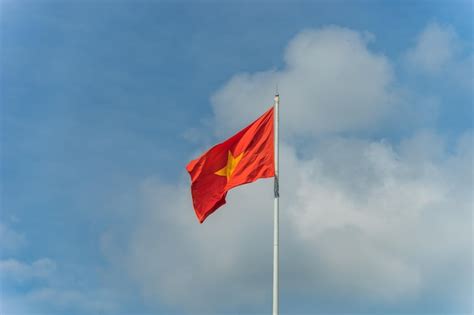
xmin=186 ymin=107 xmax=275 ymax=223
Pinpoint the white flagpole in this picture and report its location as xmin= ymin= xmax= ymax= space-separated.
xmin=273 ymin=93 xmax=280 ymax=315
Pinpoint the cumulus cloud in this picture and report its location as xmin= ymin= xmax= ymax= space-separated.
xmin=405 ymin=22 xmax=460 ymax=75
xmin=99 ymin=25 xmax=472 ymax=314
xmin=1 ymin=287 xmax=119 ymax=314
xmin=405 ymin=21 xmax=474 ymax=92
xmin=0 ymin=258 xmax=56 ymax=282
xmin=24 ymin=288 xmax=119 ymax=313
xmin=287 ymin=132 xmax=472 ymax=302
xmin=212 ymin=27 xmax=395 ymax=137
xmin=0 ymin=226 xmax=120 ymax=314
xmin=100 ymin=176 xmax=276 ymax=313
xmin=0 ymin=223 xmax=26 ymax=253
xmin=103 ymin=131 xmax=472 ymax=313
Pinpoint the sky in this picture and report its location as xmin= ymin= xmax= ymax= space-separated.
xmin=0 ymin=0 xmax=473 ymax=314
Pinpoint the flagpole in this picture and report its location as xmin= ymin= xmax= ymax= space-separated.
xmin=273 ymin=93 xmax=280 ymax=315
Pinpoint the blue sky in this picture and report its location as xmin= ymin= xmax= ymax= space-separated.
xmin=1 ymin=1 xmax=472 ymax=314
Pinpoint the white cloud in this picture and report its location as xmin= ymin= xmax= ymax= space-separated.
xmin=101 ymin=177 xmax=277 ymax=312
xmin=98 ymin=25 xmax=473 ymax=313
xmin=101 ymin=130 xmax=472 ymax=313
xmin=0 ymin=231 xmax=120 ymax=314
xmin=24 ymin=288 xmax=119 ymax=313
xmin=0 ymin=223 xmax=26 ymax=252
xmin=285 ymin=132 xmax=472 ymax=302
xmin=211 ymin=26 xmax=395 ymax=137
xmin=1 ymin=287 xmax=119 ymax=314
xmin=405 ymin=22 xmax=459 ymax=75
xmin=0 ymin=258 xmax=56 ymax=282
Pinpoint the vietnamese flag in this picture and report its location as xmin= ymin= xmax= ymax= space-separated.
xmin=186 ymin=107 xmax=275 ymax=223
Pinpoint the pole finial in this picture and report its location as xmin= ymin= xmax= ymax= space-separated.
xmin=275 ymin=83 xmax=279 ymax=96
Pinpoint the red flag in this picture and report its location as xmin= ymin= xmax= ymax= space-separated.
xmin=186 ymin=107 xmax=275 ymax=223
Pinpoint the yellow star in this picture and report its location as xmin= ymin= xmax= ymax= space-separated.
xmin=215 ymin=151 xmax=244 ymax=181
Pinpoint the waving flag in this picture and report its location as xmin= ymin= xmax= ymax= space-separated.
xmin=186 ymin=107 xmax=275 ymax=223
